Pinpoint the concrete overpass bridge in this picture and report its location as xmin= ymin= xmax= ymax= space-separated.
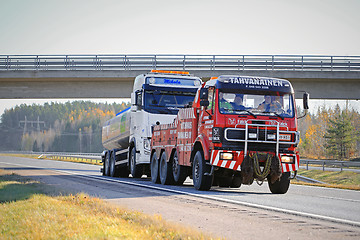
xmin=1 ymin=54 xmax=359 ymax=99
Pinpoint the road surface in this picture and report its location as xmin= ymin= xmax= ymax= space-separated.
xmin=1 ymin=155 xmax=359 ymax=240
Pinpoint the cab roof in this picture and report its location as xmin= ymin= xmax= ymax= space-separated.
xmin=205 ymin=75 xmax=294 ymax=93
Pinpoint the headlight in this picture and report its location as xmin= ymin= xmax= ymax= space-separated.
xmin=220 ymin=152 xmax=234 ymax=160
xmin=143 ymin=138 xmax=151 ymax=151
xmin=267 ymin=134 xmax=276 ymax=140
xmin=248 ymin=133 xmax=257 ymax=139
xmin=281 ymin=155 xmax=295 ymax=164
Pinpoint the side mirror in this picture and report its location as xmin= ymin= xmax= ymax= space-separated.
xmin=135 ymin=90 xmax=142 ymax=109
xmin=298 ymin=92 xmax=309 ymax=119
xmin=303 ymin=92 xmax=309 ymax=110
xmin=199 ymin=88 xmax=208 ymax=100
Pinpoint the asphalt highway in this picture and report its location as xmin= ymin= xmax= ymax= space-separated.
xmin=1 ymin=155 xmax=359 ymax=240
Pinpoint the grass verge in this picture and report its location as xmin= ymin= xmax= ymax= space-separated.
xmin=293 ymin=169 xmax=360 ymax=190
xmin=0 ymin=169 xmax=217 ymax=240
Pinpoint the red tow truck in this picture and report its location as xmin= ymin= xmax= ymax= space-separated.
xmin=150 ymin=75 xmax=309 ymax=193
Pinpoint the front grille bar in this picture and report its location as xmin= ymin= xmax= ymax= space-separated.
xmin=224 ymin=120 xmax=299 ymax=156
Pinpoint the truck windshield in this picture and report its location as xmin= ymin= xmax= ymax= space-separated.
xmin=144 ymin=90 xmax=196 ymax=114
xmin=218 ymin=91 xmax=295 ymax=118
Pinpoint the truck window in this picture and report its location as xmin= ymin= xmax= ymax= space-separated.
xmin=218 ymin=91 xmax=295 ymax=118
xmin=144 ymin=90 xmax=196 ymax=115
xmin=207 ymin=88 xmax=214 ymax=112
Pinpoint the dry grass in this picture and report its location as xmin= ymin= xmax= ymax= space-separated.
xmin=0 ymin=169 xmax=218 ymax=240
xmin=293 ymin=169 xmax=360 ymax=190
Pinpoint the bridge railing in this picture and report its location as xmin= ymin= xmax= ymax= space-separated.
xmin=1 ymin=54 xmax=360 ymax=71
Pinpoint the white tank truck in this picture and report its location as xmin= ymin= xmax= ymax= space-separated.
xmin=101 ymin=70 xmax=202 ymax=178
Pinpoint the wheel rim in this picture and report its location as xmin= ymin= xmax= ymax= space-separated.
xmin=194 ymin=159 xmax=200 ymax=181
xmin=172 ymin=153 xmax=179 ymax=176
xmin=151 ymin=157 xmax=157 ymax=173
xmin=110 ymin=155 xmax=114 ymax=175
xmin=160 ymin=156 xmax=166 ymax=179
xmin=130 ymin=151 xmax=135 ymax=173
xmin=105 ymin=155 xmax=110 ymax=175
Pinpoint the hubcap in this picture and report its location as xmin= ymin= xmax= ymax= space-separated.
xmin=172 ymin=155 xmax=179 ymax=175
xmin=131 ymin=152 xmax=135 ymax=172
xmin=194 ymin=160 xmax=200 ymax=180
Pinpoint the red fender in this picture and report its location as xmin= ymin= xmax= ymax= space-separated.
xmin=194 ymin=133 xmax=211 ymax=161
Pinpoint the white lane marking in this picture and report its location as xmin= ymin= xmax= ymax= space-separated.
xmin=1 ymin=161 xmax=360 ymax=227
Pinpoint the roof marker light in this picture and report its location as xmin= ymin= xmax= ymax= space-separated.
xmin=151 ymin=70 xmax=190 ymax=75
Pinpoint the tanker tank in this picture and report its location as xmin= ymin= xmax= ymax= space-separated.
xmin=102 ymin=107 xmax=131 ymax=150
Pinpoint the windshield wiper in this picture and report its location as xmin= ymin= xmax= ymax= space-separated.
xmin=263 ymin=111 xmax=284 ymax=120
xmin=236 ymin=110 xmax=257 ymax=118
xmin=149 ymin=104 xmax=174 ymax=114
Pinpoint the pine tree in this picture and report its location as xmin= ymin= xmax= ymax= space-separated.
xmin=325 ymin=110 xmax=356 ymax=160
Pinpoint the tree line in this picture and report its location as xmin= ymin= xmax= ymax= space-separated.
xmin=1 ymin=101 xmax=359 ymax=160
xmin=298 ymin=105 xmax=360 ymax=160
xmin=0 ymin=101 xmax=130 ymax=153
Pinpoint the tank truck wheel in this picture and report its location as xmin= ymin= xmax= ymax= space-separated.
xmin=268 ymin=172 xmax=290 ymax=194
xmin=109 ymin=152 xmax=116 ymax=177
xmin=130 ymin=147 xmax=142 ymax=178
xmin=150 ymin=152 xmax=160 ymax=183
xmin=103 ymin=152 xmax=110 ymax=176
xmin=192 ymin=151 xmax=213 ymax=191
xmin=159 ymin=152 xmax=174 ymax=185
xmin=172 ymin=151 xmax=187 ymax=185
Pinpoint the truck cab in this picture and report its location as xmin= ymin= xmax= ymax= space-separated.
xmin=129 ymin=70 xmax=202 ymax=177
xmin=195 ymin=75 xmax=304 ymax=192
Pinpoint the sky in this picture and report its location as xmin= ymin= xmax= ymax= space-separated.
xmin=0 ymin=0 xmax=360 ymax=115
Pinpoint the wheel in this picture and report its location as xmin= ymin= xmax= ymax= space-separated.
xmin=268 ymin=172 xmax=290 ymax=194
xmin=230 ymin=176 xmax=242 ymax=188
xmin=192 ymin=151 xmax=213 ymax=191
xmin=103 ymin=152 xmax=110 ymax=176
xmin=130 ymin=147 xmax=142 ymax=178
xmin=150 ymin=152 xmax=160 ymax=183
xmin=109 ymin=152 xmax=116 ymax=177
xmin=172 ymin=151 xmax=187 ymax=185
xmin=218 ymin=177 xmax=232 ymax=187
xmin=159 ymin=152 xmax=174 ymax=185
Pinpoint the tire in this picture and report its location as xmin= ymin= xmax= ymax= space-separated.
xmin=172 ymin=151 xmax=187 ymax=185
xmin=109 ymin=151 xmax=117 ymax=177
xmin=268 ymin=172 xmax=290 ymax=194
xmin=159 ymin=152 xmax=174 ymax=185
xmin=103 ymin=152 xmax=110 ymax=176
xmin=230 ymin=176 xmax=242 ymax=188
xmin=192 ymin=151 xmax=213 ymax=191
xmin=218 ymin=177 xmax=232 ymax=187
xmin=150 ymin=152 xmax=160 ymax=183
xmin=130 ymin=147 xmax=142 ymax=178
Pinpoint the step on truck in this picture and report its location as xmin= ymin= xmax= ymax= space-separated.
xmin=101 ymin=70 xmax=202 ymax=178
xmin=151 ymin=75 xmax=309 ymax=193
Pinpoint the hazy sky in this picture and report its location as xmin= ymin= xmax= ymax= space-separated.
xmin=1 ymin=0 xmax=360 ymax=55
xmin=1 ymin=0 xmax=360 ymax=116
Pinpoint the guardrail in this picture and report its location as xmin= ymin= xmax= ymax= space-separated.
xmin=0 ymin=151 xmax=102 ymax=164
xmin=1 ymin=54 xmax=360 ymax=71
xmin=300 ymin=159 xmax=360 ymax=171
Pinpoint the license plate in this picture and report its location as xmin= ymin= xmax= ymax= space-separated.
xmin=279 ymin=134 xmax=291 ymax=141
